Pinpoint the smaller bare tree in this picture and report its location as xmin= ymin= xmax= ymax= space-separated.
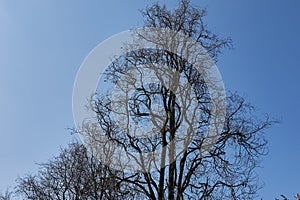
xmin=17 ymin=142 xmax=136 ymax=200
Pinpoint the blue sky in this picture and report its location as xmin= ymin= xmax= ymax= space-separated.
xmin=0 ymin=0 xmax=299 ymax=199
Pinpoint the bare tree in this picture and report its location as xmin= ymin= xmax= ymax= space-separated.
xmin=77 ymin=1 xmax=274 ymax=200
xmin=17 ymin=142 xmax=136 ymax=200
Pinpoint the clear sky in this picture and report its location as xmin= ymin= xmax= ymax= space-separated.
xmin=0 ymin=0 xmax=299 ymax=199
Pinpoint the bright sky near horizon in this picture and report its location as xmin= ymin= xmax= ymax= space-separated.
xmin=0 ymin=0 xmax=299 ymax=199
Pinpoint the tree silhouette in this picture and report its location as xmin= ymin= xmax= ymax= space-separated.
xmin=76 ymin=1 xmax=274 ymax=199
